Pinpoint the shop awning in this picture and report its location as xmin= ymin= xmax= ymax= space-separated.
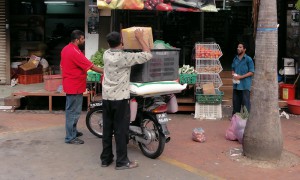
xmin=97 ymin=0 xmax=218 ymax=12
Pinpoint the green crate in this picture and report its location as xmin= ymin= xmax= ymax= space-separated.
xmin=179 ymin=74 xmax=197 ymax=84
xmin=87 ymin=71 xmax=101 ymax=82
xmin=195 ymin=89 xmax=224 ymax=104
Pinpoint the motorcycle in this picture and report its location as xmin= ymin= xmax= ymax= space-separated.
xmin=86 ymin=94 xmax=175 ymax=159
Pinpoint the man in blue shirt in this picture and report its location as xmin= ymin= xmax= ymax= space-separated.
xmin=231 ymin=42 xmax=255 ymax=115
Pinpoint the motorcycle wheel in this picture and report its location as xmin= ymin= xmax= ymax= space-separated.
xmin=86 ymin=107 xmax=103 ymax=138
xmin=138 ymin=116 xmax=166 ymax=159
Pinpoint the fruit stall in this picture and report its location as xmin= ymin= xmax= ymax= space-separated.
xmin=95 ymin=0 xmax=225 ymax=117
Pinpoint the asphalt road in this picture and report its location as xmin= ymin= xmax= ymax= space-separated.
xmin=0 ymin=126 xmax=212 ymax=180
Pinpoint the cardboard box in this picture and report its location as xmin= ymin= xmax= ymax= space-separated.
xmin=19 ymin=55 xmax=41 ymax=71
xmin=18 ymin=64 xmax=43 ymax=75
xmin=121 ymin=27 xmax=154 ymax=49
xmin=202 ymin=83 xmax=216 ymax=95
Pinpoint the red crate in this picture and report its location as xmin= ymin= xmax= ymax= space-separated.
xmin=18 ymin=74 xmax=43 ymax=85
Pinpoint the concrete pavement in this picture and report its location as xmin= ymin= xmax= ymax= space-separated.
xmin=0 ymin=111 xmax=300 ymax=180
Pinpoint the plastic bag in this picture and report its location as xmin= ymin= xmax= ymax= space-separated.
xmin=165 ymin=94 xmax=178 ymax=113
xmin=97 ymin=0 xmax=123 ymax=9
xmin=225 ymin=116 xmax=238 ymax=141
xmin=225 ymin=114 xmax=247 ymax=143
xmin=192 ymin=128 xmax=206 ymax=143
xmin=130 ymin=98 xmax=137 ymax=121
xmin=235 ymin=115 xmax=247 ymax=143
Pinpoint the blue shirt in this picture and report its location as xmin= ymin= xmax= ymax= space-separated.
xmin=231 ymin=54 xmax=255 ymax=91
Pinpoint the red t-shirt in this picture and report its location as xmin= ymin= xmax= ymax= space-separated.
xmin=60 ymin=43 xmax=93 ymax=94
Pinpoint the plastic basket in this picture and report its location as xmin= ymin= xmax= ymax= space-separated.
xmin=194 ymin=103 xmax=222 ymax=120
xmin=87 ymin=71 xmax=101 ymax=82
xmin=196 ymin=74 xmax=223 ymax=88
xmin=179 ymin=74 xmax=197 ymax=84
xmin=195 ymin=59 xmax=223 ymax=74
xmin=195 ymin=43 xmax=223 ymax=60
xmin=130 ymin=49 xmax=180 ymax=82
xmin=195 ymin=89 xmax=224 ymax=104
xmin=43 ymin=74 xmax=62 ymax=91
xmin=18 ymin=74 xmax=43 ymax=85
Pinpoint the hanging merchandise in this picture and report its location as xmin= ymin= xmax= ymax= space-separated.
xmin=97 ymin=0 xmax=144 ymax=10
xmin=88 ymin=0 xmax=99 ymax=34
xmin=97 ymin=0 xmax=217 ymax=12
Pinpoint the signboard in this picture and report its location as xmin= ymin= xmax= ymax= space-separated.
xmin=97 ymin=0 xmax=217 ymax=12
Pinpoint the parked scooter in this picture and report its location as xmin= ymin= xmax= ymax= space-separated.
xmin=86 ymin=94 xmax=175 ymax=159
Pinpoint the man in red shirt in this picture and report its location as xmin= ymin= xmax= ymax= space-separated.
xmin=60 ymin=30 xmax=103 ymax=145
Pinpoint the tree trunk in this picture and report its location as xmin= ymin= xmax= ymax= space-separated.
xmin=243 ymin=0 xmax=283 ymax=161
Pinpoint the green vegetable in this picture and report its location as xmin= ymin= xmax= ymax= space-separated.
xmin=235 ymin=106 xmax=249 ymax=120
xmin=179 ymin=64 xmax=196 ymax=74
xmin=90 ymin=48 xmax=106 ymax=67
xmin=296 ymin=0 xmax=300 ymax=10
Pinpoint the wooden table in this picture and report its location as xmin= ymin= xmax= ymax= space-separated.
xmin=12 ymin=91 xmax=91 ymax=112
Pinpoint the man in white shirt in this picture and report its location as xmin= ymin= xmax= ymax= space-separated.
xmin=100 ymin=29 xmax=152 ymax=170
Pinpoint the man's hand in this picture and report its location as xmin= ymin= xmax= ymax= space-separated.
xmin=91 ymin=65 xmax=103 ymax=74
xmin=233 ymin=74 xmax=241 ymax=80
xmin=134 ymin=28 xmax=150 ymax=52
xmin=134 ymin=28 xmax=144 ymax=40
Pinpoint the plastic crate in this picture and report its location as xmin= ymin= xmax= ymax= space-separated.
xmin=194 ymin=103 xmax=222 ymax=120
xmin=130 ymin=49 xmax=180 ymax=82
xmin=43 ymin=74 xmax=62 ymax=91
xmin=195 ymin=59 xmax=223 ymax=74
xmin=87 ymin=71 xmax=101 ymax=82
xmin=195 ymin=89 xmax=224 ymax=104
xmin=179 ymin=74 xmax=197 ymax=84
xmin=196 ymin=74 xmax=223 ymax=88
xmin=195 ymin=43 xmax=223 ymax=60
xmin=18 ymin=74 xmax=43 ymax=85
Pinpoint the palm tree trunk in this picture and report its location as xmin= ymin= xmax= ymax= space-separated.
xmin=243 ymin=0 xmax=283 ymax=161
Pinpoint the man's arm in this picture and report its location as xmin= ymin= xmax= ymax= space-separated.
xmin=134 ymin=29 xmax=150 ymax=52
xmin=90 ymin=65 xmax=103 ymax=74
xmin=234 ymin=72 xmax=254 ymax=80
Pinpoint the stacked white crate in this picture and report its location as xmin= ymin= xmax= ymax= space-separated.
xmin=194 ymin=42 xmax=223 ymax=120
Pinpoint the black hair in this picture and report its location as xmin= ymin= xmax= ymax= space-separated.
xmin=106 ymin=31 xmax=121 ymax=48
xmin=71 ymin=30 xmax=84 ymax=42
xmin=238 ymin=42 xmax=247 ymax=49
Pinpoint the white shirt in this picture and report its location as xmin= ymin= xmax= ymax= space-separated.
xmin=102 ymin=49 xmax=153 ymax=100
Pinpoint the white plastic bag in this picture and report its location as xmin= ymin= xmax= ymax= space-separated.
xmin=130 ymin=98 xmax=137 ymax=121
xmin=165 ymin=94 xmax=178 ymax=113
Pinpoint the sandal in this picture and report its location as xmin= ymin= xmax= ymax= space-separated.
xmin=115 ymin=161 xmax=138 ymax=170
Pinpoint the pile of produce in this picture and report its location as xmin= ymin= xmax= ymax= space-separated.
xmin=196 ymin=65 xmax=222 ymax=73
xmin=296 ymin=0 xmax=300 ymax=10
xmin=178 ymin=65 xmax=197 ymax=74
xmin=90 ymin=48 xmax=106 ymax=67
xmin=192 ymin=128 xmax=206 ymax=143
xmin=195 ymin=45 xmax=222 ymax=59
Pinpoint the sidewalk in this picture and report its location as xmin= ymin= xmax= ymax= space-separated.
xmin=0 ymin=110 xmax=300 ymax=179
